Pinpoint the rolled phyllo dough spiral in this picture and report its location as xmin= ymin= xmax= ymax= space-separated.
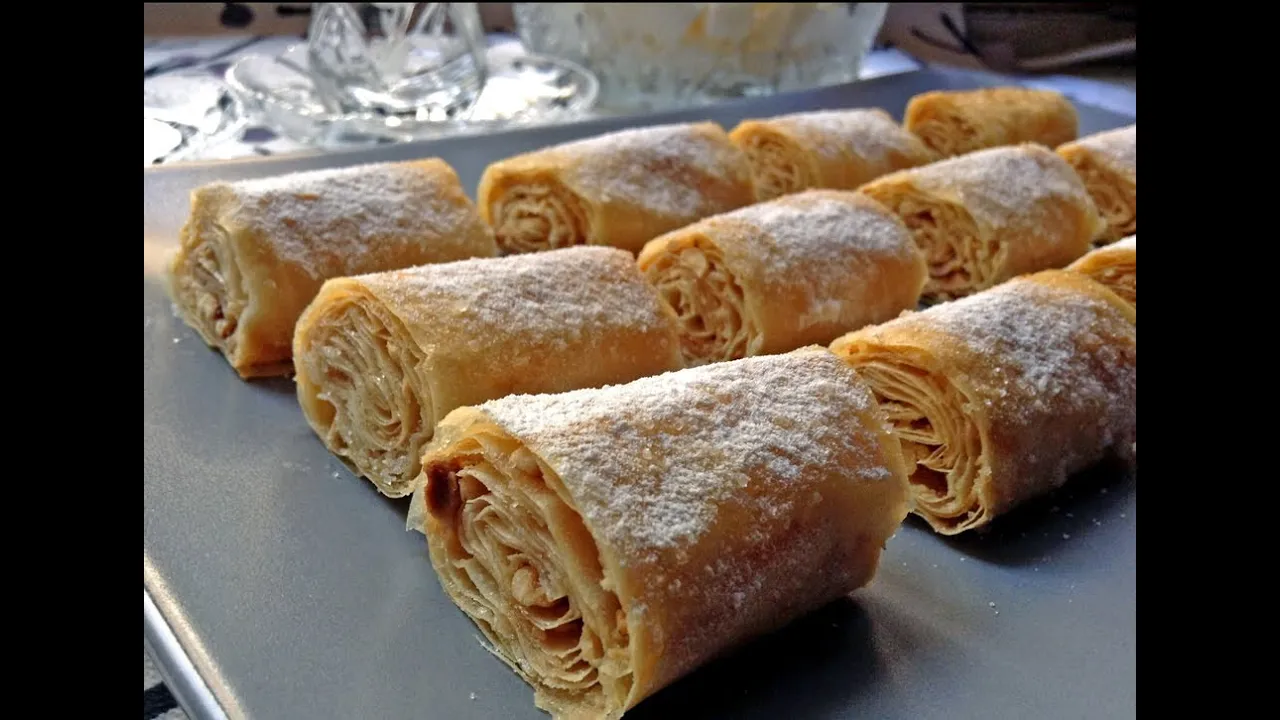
xmin=858 ymin=143 xmax=1104 ymax=301
xmin=904 ymin=86 xmax=1079 ymax=157
xmin=637 ymin=190 xmax=926 ymax=366
xmin=408 ymin=348 xmax=911 ymax=719
xmin=830 ymin=270 xmax=1136 ymax=535
xmin=293 ymin=247 xmax=683 ymax=497
xmin=167 ymin=159 xmax=497 ymax=378
xmin=1057 ymin=124 xmax=1137 ymax=244
xmin=477 ymin=122 xmax=756 ymax=255
xmin=728 ymin=109 xmax=939 ymax=201
xmin=1067 ymin=235 xmax=1136 ymax=308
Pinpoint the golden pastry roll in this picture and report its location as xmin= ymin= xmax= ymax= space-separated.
xmin=408 ymin=347 xmax=911 ymax=719
xmin=858 ymin=143 xmax=1104 ymax=301
xmin=727 ymin=108 xmax=939 ymax=201
xmin=477 ymin=121 xmax=756 ymax=255
xmin=637 ymin=189 xmax=927 ymax=366
xmin=293 ymin=246 xmax=683 ymax=497
xmin=830 ymin=270 xmax=1136 ymax=535
xmin=1056 ymin=124 xmax=1137 ymax=243
xmin=1067 ymin=235 xmax=1136 ymax=308
xmin=167 ymin=159 xmax=497 ymax=378
xmin=904 ymin=87 xmax=1079 ymax=157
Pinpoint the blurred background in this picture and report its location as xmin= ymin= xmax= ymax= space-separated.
xmin=143 ymin=3 xmax=1135 ymax=165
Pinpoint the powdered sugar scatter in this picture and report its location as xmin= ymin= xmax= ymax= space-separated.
xmin=773 ymin=109 xmax=923 ymax=165
xmin=560 ymin=122 xmax=750 ymax=219
xmin=481 ymin=349 xmax=889 ymax=555
xmin=708 ymin=191 xmax=921 ymax=328
xmin=918 ymin=275 xmax=1134 ymax=424
xmin=904 ymin=144 xmax=1091 ymax=226
xmin=361 ymin=246 xmax=670 ymax=344
xmin=216 ymin=160 xmax=484 ymax=278
xmin=1077 ymin=124 xmax=1136 ymax=176
xmin=734 ymin=192 xmax=915 ymax=257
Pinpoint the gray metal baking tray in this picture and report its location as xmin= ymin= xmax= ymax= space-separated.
xmin=144 ymin=67 xmax=1136 ymax=720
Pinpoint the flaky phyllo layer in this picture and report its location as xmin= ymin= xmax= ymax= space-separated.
xmin=411 ymin=422 xmax=632 ymax=719
xmin=832 ymin=270 xmax=1137 ymax=535
xmin=904 ymin=88 xmax=1079 ymax=158
xmin=294 ymin=285 xmax=434 ymax=497
xmin=488 ymin=179 xmax=591 ymax=254
xmin=735 ymin=132 xmax=811 ymax=202
xmin=863 ymin=185 xmax=1003 ymax=301
xmin=1068 ymin=236 xmax=1136 ymax=308
xmin=170 ymin=215 xmax=251 ymax=368
xmin=1062 ymin=152 xmax=1136 ymax=243
xmin=850 ymin=355 xmax=991 ymax=533
xmin=643 ymin=236 xmax=756 ymax=366
xmin=906 ymin=112 xmax=980 ymax=159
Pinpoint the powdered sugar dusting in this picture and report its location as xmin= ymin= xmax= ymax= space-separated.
xmin=480 ymin=349 xmax=888 ymax=555
xmin=770 ymin=108 xmax=926 ymax=165
xmin=907 ymin=273 xmax=1135 ymax=426
xmin=731 ymin=191 xmax=917 ymax=263
xmin=217 ymin=159 xmax=489 ymax=278
xmin=895 ymin=144 xmax=1091 ymax=228
xmin=358 ymin=246 xmax=672 ymax=345
xmin=559 ymin=122 xmax=751 ymax=219
xmin=1076 ymin=124 xmax=1136 ymax=177
xmin=686 ymin=190 xmax=923 ymax=332
xmin=720 ymin=191 xmax=920 ymax=321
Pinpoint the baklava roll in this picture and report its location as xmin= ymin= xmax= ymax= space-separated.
xmin=408 ymin=348 xmax=911 ymax=719
xmin=477 ymin=122 xmax=756 ymax=255
xmin=637 ymin=190 xmax=926 ymax=366
xmin=904 ymin=87 xmax=1079 ymax=157
xmin=167 ymin=159 xmax=497 ymax=378
xmin=1067 ymin=235 xmax=1136 ymax=308
xmin=1056 ymin=124 xmax=1137 ymax=243
xmin=728 ymin=108 xmax=939 ymax=201
xmin=293 ymin=247 xmax=683 ymax=497
xmin=830 ymin=270 xmax=1136 ymax=535
xmin=858 ymin=143 xmax=1104 ymax=301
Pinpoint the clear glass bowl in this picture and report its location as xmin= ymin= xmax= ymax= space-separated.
xmin=515 ymin=2 xmax=888 ymax=112
xmin=225 ymin=43 xmax=598 ymax=148
xmin=144 ymin=72 xmax=247 ymax=164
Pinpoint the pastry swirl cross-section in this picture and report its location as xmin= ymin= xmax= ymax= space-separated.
xmin=166 ymin=158 xmax=497 ymax=378
xmin=477 ymin=121 xmax=757 ymax=255
xmin=408 ymin=348 xmax=911 ymax=719
xmin=292 ymin=246 xmax=683 ymax=497
xmin=858 ymin=143 xmax=1104 ymax=301
xmin=830 ymin=270 xmax=1136 ymax=535
xmin=638 ymin=189 xmax=927 ymax=366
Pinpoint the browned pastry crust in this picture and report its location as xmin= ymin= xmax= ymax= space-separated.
xmin=1057 ymin=125 xmax=1137 ymax=244
xmin=293 ymin=247 xmax=683 ymax=497
xmin=904 ymin=86 xmax=1079 ymax=157
xmin=858 ymin=143 xmax=1104 ymax=301
xmin=1067 ymin=235 xmax=1136 ymax=308
xmin=638 ymin=190 xmax=926 ymax=366
xmin=167 ymin=159 xmax=497 ymax=377
xmin=830 ymin=270 xmax=1136 ymax=535
xmin=728 ymin=108 xmax=939 ymax=201
xmin=409 ymin=348 xmax=911 ymax=718
xmin=477 ymin=122 xmax=756 ymax=255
